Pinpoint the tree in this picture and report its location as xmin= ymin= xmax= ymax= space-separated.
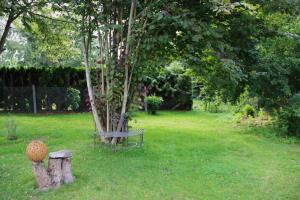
xmin=0 ymin=0 xmax=48 ymax=55
xmin=22 ymin=16 xmax=82 ymax=68
xmin=53 ymin=0 xmax=161 ymax=144
xmin=50 ymin=0 xmax=256 ymax=144
xmin=249 ymin=2 xmax=300 ymax=113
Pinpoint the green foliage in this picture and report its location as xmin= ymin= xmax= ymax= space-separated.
xmin=21 ymin=18 xmax=82 ymax=68
xmin=193 ymin=99 xmax=234 ymax=113
xmin=145 ymin=95 xmax=163 ymax=114
xmin=5 ymin=116 xmax=17 ymax=140
xmin=198 ymin=87 xmax=224 ymax=113
xmin=278 ymin=93 xmax=300 ymax=137
xmin=258 ymin=108 xmax=267 ymax=121
xmin=66 ymin=87 xmax=81 ymax=111
xmin=242 ymin=104 xmax=255 ymax=118
xmin=0 ymin=0 xmax=299 ymax=139
xmin=194 ymin=49 xmax=246 ymax=103
xmin=248 ymin=2 xmax=300 ymax=112
xmin=233 ymin=88 xmax=265 ymax=125
xmin=145 ymin=61 xmax=192 ymax=110
xmin=235 ymin=88 xmax=258 ymax=114
xmin=251 ymin=52 xmax=300 ymax=109
xmin=0 ymin=0 xmax=49 ymax=57
xmin=208 ymin=101 xmax=220 ymax=113
xmin=0 ymin=39 xmax=28 ymax=68
xmin=0 ymin=66 xmax=87 ymax=87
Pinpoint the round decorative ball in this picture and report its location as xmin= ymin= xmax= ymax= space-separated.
xmin=26 ymin=140 xmax=48 ymax=162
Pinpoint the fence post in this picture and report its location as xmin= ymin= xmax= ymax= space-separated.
xmin=32 ymin=84 xmax=37 ymax=114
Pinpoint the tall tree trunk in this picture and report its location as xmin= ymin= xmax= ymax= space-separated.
xmin=112 ymin=0 xmax=136 ymax=144
xmin=83 ymin=37 xmax=105 ymax=141
xmin=105 ymin=34 xmax=110 ymax=131
xmin=0 ymin=15 xmax=13 ymax=55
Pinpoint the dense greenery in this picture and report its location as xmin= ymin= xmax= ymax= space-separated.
xmin=145 ymin=62 xmax=192 ymax=110
xmin=0 ymin=66 xmax=86 ymax=87
xmin=176 ymin=1 xmax=300 ymax=136
xmin=0 ymin=66 xmax=192 ymax=112
xmin=278 ymin=93 xmax=300 ymax=137
xmin=1 ymin=1 xmax=300 ymax=137
xmin=66 ymin=87 xmax=81 ymax=111
xmin=242 ymin=104 xmax=256 ymax=118
xmin=145 ymin=95 xmax=163 ymax=114
xmin=0 ymin=0 xmax=81 ymax=67
xmin=0 ymin=112 xmax=299 ymax=199
xmin=1 ymin=1 xmax=300 ymax=199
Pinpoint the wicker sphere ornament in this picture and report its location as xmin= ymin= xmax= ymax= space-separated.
xmin=26 ymin=140 xmax=48 ymax=162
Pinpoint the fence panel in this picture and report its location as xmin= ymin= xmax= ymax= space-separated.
xmin=0 ymin=86 xmax=89 ymax=113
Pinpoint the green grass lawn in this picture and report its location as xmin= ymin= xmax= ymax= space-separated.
xmin=0 ymin=111 xmax=299 ymax=200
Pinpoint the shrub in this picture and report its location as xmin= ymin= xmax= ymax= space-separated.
xmin=234 ymin=112 xmax=244 ymax=124
xmin=234 ymin=88 xmax=256 ymax=110
xmin=192 ymin=99 xmax=201 ymax=110
xmin=66 ymin=87 xmax=81 ymax=111
xmin=278 ymin=93 xmax=300 ymax=137
xmin=258 ymin=108 xmax=266 ymax=120
xmin=145 ymin=62 xmax=192 ymax=111
xmin=145 ymin=95 xmax=163 ymax=114
xmin=242 ymin=104 xmax=256 ymax=117
xmin=5 ymin=117 xmax=17 ymax=140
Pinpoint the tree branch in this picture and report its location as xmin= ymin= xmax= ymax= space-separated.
xmin=28 ymin=11 xmax=75 ymax=23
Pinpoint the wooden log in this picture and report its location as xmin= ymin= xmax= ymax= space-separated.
xmin=49 ymin=150 xmax=74 ymax=184
xmin=48 ymin=158 xmax=63 ymax=187
xmin=32 ymin=161 xmax=51 ymax=190
xmin=62 ymin=158 xmax=75 ymax=183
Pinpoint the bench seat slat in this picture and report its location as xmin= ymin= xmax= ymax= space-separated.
xmin=96 ymin=130 xmax=144 ymax=137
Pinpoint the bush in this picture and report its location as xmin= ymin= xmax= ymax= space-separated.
xmin=145 ymin=95 xmax=163 ymax=114
xmin=145 ymin=62 xmax=192 ymax=111
xmin=66 ymin=87 xmax=81 ymax=111
xmin=243 ymin=104 xmax=256 ymax=117
xmin=234 ymin=88 xmax=258 ymax=113
xmin=278 ymin=93 xmax=300 ymax=137
xmin=5 ymin=116 xmax=17 ymax=140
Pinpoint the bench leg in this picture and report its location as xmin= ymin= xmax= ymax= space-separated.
xmin=109 ymin=142 xmax=117 ymax=152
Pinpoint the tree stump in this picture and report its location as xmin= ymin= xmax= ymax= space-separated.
xmin=31 ymin=150 xmax=74 ymax=190
xmin=61 ymin=157 xmax=74 ymax=183
xmin=48 ymin=157 xmax=63 ymax=187
xmin=32 ymin=161 xmax=52 ymax=190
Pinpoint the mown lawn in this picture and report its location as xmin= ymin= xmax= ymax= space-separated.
xmin=0 ymin=111 xmax=299 ymax=200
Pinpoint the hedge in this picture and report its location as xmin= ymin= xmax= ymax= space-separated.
xmin=1 ymin=66 xmax=193 ymax=112
xmin=0 ymin=67 xmax=89 ymax=112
